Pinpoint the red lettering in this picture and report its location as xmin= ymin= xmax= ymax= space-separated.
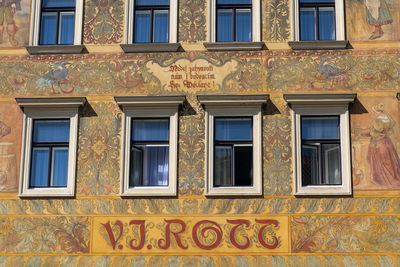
xmin=158 ymin=219 xmax=188 ymax=249
xmin=129 ymin=220 xmax=145 ymax=250
xmin=227 ymin=219 xmax=251 ymax=249
xmin=255 ymin=219 xmax=279 ymax=249
xmin=102 ymin=220 xmax=124 ymax=250
xmin=192 ymin=220 xmax=223 ymax=250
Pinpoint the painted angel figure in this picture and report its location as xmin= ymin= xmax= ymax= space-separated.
xmin=365 ymin=0 xmax=393 ymax=39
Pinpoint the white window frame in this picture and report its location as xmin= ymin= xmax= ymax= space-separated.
xmin=199 ymin=95 xmax=267 ymax=196
xmin=16 ymin=97 xmax=86 ymax=197
xmin=29 ymin=0 xmax=84 ymax=45
xmin=292 ymin=0 xmax=345 ymax=41
xmin=209 ymin=0 xmax=261 ymax=42
xmin=125 ymin=0 xmax=178 ymax=43
xmin=115 ymin=96 xmax=184 ymax=196
xmin=284 ymin=94 xmax=356 ymax=196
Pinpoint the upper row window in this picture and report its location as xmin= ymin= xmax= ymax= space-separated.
xmin=30 ymin=0 xmax=84 ymax=45
xmin=30 ymin=0 xmax=345 ymax=46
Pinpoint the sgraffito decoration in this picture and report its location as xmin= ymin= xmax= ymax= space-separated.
xmin=77 ymin=101 xmax=121 ymax=196
xmin=178 ymin=97 xmax=206 ymax=196
xmin=262 ymin=0 xmax=290 ymax=42
xmin=2 ymin=197 xmax=400 ymax=216
xmin=93 ymin=216 xmax=289 ymax=253
xmin=179 ymin=0 xmax=207 ymax=43
xmin=0 ymin=103 xmax=21 ymax=192
xmin=0 ymin=50 xmax=399 ymax=95
xmin=263 ymin=100 xmax=292 ymax=196
xmin=347 ymin=0 xmax=400 ymax=41
xmin=351 ymin=96 xmax=400 ymax=190
xmin=291 ymin=215 xmax=400 ymax=253
xmin=83 ymin=0 xmax=124 ymax=44
xmin=0 ymin=0 xmax=30 ymax=47
xmin=0 ymin=255 xmax=399 ymax=266
xmin=0 ymin=216 xmax=90 ymax=253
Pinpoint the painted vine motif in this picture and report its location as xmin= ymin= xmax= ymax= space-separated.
xmin=83 ymin=0 xmax=124 ymax=44
xmin=291 ymin=215 xmax=400 ymax=253
xmin=263 ymin=0 xmax=290 ymax=41
xmin=179 ymin=0 xmax=207 ymax=42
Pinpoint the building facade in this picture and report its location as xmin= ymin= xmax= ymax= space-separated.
xmin=0 ymin=0 xmax=399 ymax=265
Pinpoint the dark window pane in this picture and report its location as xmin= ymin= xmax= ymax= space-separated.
xmin=214 ymin=146 xmax=233 ymax=186
xmin=136 ymin=0 xmax=169 ymax=6
xmin=300 ymin=7 xmax=316 ymax=41
xmin=236 ymin=9 xmax=251 ymax=42
xmin=59 ymin=12 xmax=75 ymax=44
xmin=33 ymin=120 xmax=70 ymax=143
xmin=132 ymin=119 xmax=169 ymax=141
xmin=234 ymin=146 xmax=252 ymax=186
xmin=217 ymin=9 xmax=233 ymax=42
xmin=215 ymin=118 xmax=252 ymax=141
xmin=217 ymin=0 xmax=251 ymax=4
xmin=30 ymin=148 xmax=49 ymax=187
xmin=301 ymin=117 xmax=339 ymax=140
xmin=130 ymin=146 xmax=169 ymax=186
xmin=134 ymin=10 xmax=151 ymax=43
xmin=319 ymin=7 xmax=335 ymax=40
xmin=40 ymin=12 xmax=58 ymax=45
xmin=130 ymin=146 xmax=143 ymax=187
xmin=301 ymin=144 xmax=318 ymax=185
xmin=322 ymin=144 xmax=341 ymax=184
xmin=52 ymin=148 xmax=69 ymax=186
xmin=300 ymin=0 xmax=334 ymax=3
xmin=42 ymin=0 xmax=75 ymax=8
xmin=153 ymin=10 xmax=169 ymax=42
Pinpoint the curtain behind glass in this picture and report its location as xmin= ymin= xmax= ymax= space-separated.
xmin=236 ymin=9 xmax=251 ymax=42
xmin=40 ymin=13 xmax=58 ymax=45
xmin=300 ymin=7 xmax=316 ymax=41
xmin=42 ymin=0 xmax=75 ymax=8
xmin=59 ymin=12 xmax=75 ymax=45
xmin=153 ymin=10 xmax=169 ymax=43
xmin=52 ymin=148 xmax=69 ymax=186
xmin=217 ymin=9 xmax=233 ymax=42
xmin=30 ymin=148 xmax=49 ymax=187
xmin=214 ymin=146 xmax=232 ymax=186
xmin=319 ymin=7 xmax=335 ymax=40
xmin=215 ymin=118 xmax=252 ymax=141
xmin=301 ymin=117 xmax=339 ymax=139
xmin=33 ymin=120 xmax=70 ymax=143
xmin=135 ymin=11 xmax=151 ymax=42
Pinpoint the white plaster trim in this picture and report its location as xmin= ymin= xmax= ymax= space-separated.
xmin=289 ymin=104 xmax=352 ymax=196
xmin=29 ymin=0 xmax=84 ymax=45
xmin=293 ymin=0 xmax=345 ymax=41
xmin=209 ymin=0 xmax=261 ymax=42
xmin=119 ymin=106 xmax=180 ymax=196
xmin=204 ymin=106 xmax=263 ymax=196
xmin=126 ymin=0 xmax=178 ymax=43
xmin=19 ymin=108 xmax=80 ymax=197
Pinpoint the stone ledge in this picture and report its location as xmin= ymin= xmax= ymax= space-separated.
xmin=288 ymin=40 xmax=349 ymax=50
xmin=120 ymin=43 xmax=182 ymax=53
xmin=25 ymin=45 xmax=86 ymax=54
xmin=203 ymin=42 xmax=265 ymax=51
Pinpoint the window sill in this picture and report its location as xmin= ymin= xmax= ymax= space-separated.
xmin=25 ymin=45 xmax=86 ymax=55
xmin=120 ymin=43 xmax=182 ymax=53
xmin=288 ymin=40 xmax=349 ymax=50
xmin=203 ymin=42 xmax=265 ymax=51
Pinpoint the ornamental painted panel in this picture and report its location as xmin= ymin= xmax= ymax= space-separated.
xmin=352 ymin=96 xmax=400 ymax=190
xmin=347 ymin=0 xmax=400 ymax=41
xmin=0 ymin=102 xmax=22 ymax=192
xmin=0 ymin=0 xmax=30 ymax=47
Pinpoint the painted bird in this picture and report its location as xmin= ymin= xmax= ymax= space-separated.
xmin=317 ymin=57 xmax=349 ymax=87
xmin=36 ymin=62 xmax=71 ymax=93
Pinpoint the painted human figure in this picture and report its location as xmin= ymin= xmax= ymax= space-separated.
xmin=367 ymin=103 xmax=400 ymax=187
xmin=365 ymin=0 xmax=393 ymax=39
xmin=0 ymin=0 xmax=20 ymax=46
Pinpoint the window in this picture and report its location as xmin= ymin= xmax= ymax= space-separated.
xmin=16 ymin=97 xmax=86 ymax=197
xmin=30 ymin=0 xmax=83 ymax=45
xmin=198 ymin=95 xmax=268 ymax=196
xmin=126 ymin=0 xmax=178 ymax=44
xmin=284 ymin=93 xmax=356 ymax=195
xmin=115 ymin=96 xmax=185 ymax=196
xmin=209 ymin=0 xmax=260 ymax=42
xmin=294 ymin=0 xmax=344 ymax=41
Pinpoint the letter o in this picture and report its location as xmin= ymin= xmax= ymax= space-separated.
xmin=192 ymin=220 xmax=223 ymax=250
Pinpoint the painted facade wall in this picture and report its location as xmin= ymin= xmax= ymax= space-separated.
xmin=0 ymin=0 xmax=399 ymax=265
